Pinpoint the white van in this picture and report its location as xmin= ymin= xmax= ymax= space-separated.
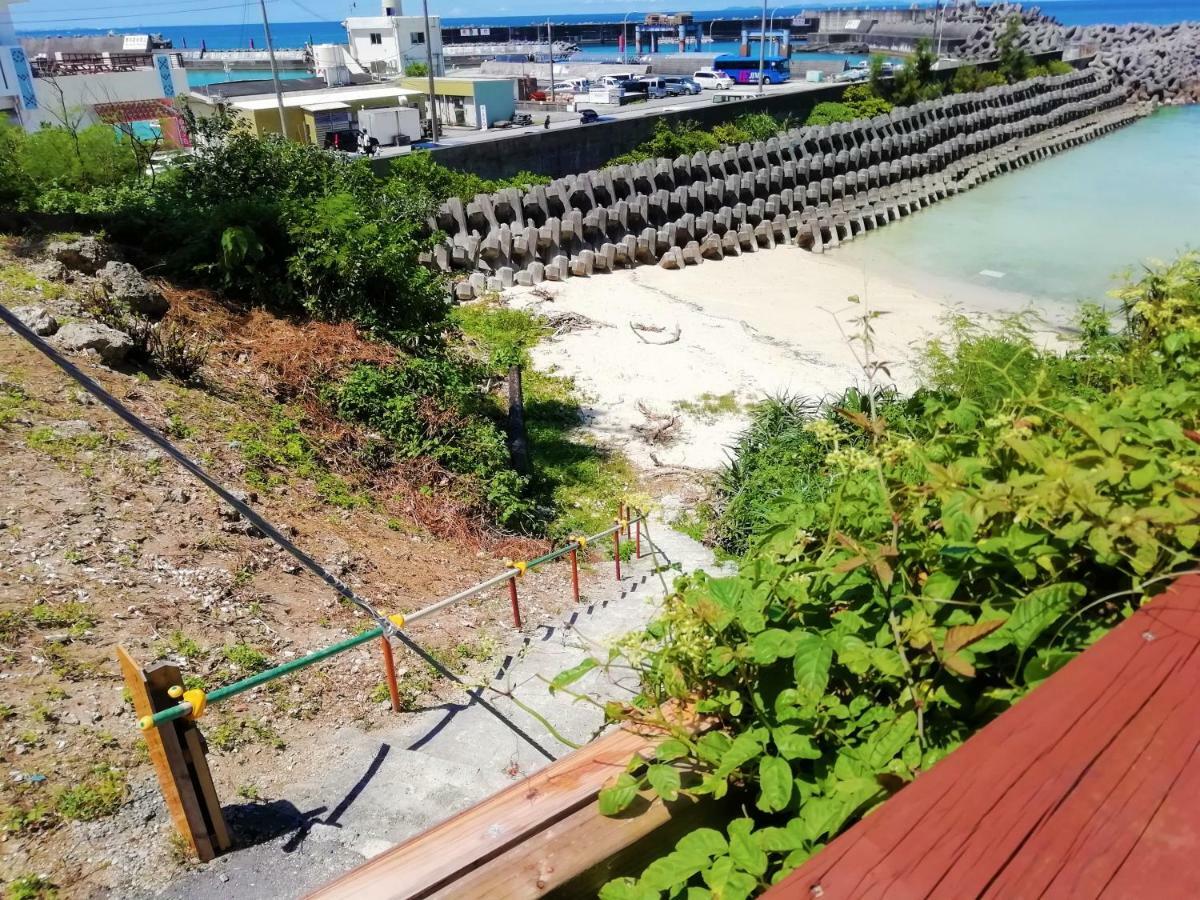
xmin=599 ymin=72 xmax=635 ymax=86
xmin=693 ymin=69 xmax=734 ymax=90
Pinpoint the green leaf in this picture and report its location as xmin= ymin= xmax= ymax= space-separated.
xmin=647 ymin=764 xmax=681 ymax=802
xmin=695 ymin=732 xmax=732 ymax=765
xmin=774 ymin=730 xmax=822 ymax=760
xmin=792 ymin=633 xmax=833 ymax=699
xmin=599 ymin=877 xmax=657 ymax=900
xmin=598 ymin=772 xmax=640 ymax=816
xmin=728 ymin=818 xmax=767 ymax=877
xmin=549 ymin=657 xmax=598 ymax=693
xmin=922 ymin=571 xmax=960 ymax=601
xmin=677 ymin=828 xmax=728 ymax=859
xmin=1005 ymin=582 xmax=1085 ymax=652
xmin=717 ymin=732 xmax=763 ymax=777
xmin=941 ymin=492 xmax=980 ymax=542
xmin=870 ymin=647 xmax=906 ymax=677
xmin=1023 ymin=648 xmax=1075 ymax=686
xmin=640 ymin=849 xmax=707 ymax=892
xmin=748 ymin=628 xmax=800 ymax=664
xmin=703 ymin=857 xmax=758 ymax=900
xmin=656 ymin=739 xmax=690 ymax=762
xmin=864 ymin=711 xmax=918 ymax=770
xmin=757 ymin=755 xmax=793 ymax=813
xmin=756 ymin=820 xmax=807 ymax=851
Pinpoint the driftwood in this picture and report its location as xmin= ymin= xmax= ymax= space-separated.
xmin=633 ymin=402 xmax=681 ymax=445
xmin=544 ymin=310 xmax=610 ymax=337
xmin=629 ymin=321 xmax=681 ymax=345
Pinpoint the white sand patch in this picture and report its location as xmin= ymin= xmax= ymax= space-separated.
xmin=506 ymin=245 xmax=1062 ymax=472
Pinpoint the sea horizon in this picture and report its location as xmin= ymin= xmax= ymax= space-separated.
xmin=14 ymin=0 xmax=1198 ymax=50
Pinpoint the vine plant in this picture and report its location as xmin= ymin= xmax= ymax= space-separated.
xmin=548 ymin=255 xmax=1200 ymax=899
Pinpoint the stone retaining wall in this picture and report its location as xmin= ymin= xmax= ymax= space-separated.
xmin=429 ymin=71 xmax=1141 ymax=298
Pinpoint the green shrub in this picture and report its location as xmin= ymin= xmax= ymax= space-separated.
xmin=222 ymin=643 xmax=270 ymax=673
xmin=950 ymin=64 xmax=1008 ymax=93
xmin=6 ymin=874 xmax=56 ymax=900
xmin=594 ymin=255 xmax=1200 ymax=896
xmin=332 ymin=357 xmax=534 ymax=528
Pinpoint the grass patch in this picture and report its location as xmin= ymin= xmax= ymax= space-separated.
xmin=0 ymin=383 xmax=32 ymax=428
xmin=158 ymin=630 xmax=205 ymax=661
xmin=55 ymin=766 xmax=126 ymax=821
xmin=2 ymin=801 xmax=54 ymax=836
xmin=222 ymin=643 xmax=270 ymax=673
xmin=6 ymin=874 xmax=57 ymax=900
xmin=0 ymin=610 xmax=26 ymax=643
xmin=0 ymin=263 xmax=65 ymax=301
xmin=208 ymin=717 xmax=284 ymax=752
xmin=28 ymin=600 xmax=95 ymax=634
xmin=24 ymin=426 xmax=105 ymax=462
xmin=674 ymin=391 xmax=743 ymax=421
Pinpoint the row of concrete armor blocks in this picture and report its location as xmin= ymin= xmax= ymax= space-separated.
xmin=434 ymin=72 xmax=1130 ymax=297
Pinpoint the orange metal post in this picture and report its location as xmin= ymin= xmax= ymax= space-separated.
xmin=613 ymin=529 xmax=621 ymax=581
xmin=508 ymin=576 xmax=523 ymax=629
xmin=570 ymin=547 xmax=580 ymax=602
xmin=379 ymin=636 xmax=402 ymax=713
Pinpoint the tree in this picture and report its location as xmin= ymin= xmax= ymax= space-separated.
xmin=996 ymin=16 xmax=1031 ymax=83
xmin=891 ymin=38 xmax=942 ymax=106
xmin=404 ymin=61 xmax=429 ymax=77
xmin=868 ymin=54 xmax=888 ymax=98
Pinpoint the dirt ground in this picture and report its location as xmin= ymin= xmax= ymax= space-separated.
xmin=0 ymin=246 xmax=600 ymax=897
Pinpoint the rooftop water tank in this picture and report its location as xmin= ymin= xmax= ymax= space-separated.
xmin=313 ymin=44 xmax=351 ymax=86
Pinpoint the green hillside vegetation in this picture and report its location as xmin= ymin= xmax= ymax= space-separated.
xmin=583 ymin=255 xmax=1200 ymax=898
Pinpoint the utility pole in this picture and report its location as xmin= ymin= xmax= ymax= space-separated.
xmin=548 ymin=19 xmax=556 ymax=103
xmin=258 ymin=0 xmax=288 ymax=138
xmin=421 ymin=0 xmax=439 ymax=142
xmin=756 ymin=0 xmax=767 ymax=94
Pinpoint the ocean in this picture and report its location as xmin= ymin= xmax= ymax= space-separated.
xmin=15 ymin=0 xmax=1198 ymax=54
xmin=835 ymin=105 xmax=1200 ymax=311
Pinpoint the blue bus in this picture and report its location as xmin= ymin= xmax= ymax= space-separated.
xmin=714 ymin=54 xmax=791 ymax=85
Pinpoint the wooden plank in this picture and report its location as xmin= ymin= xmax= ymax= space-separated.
xmin=182 ymin=726 xmax=233 ymax=852
xmin=117 ymin=648 xmax=215 ymax=861
xmin=766 ymin=575 xmax=1200 ymax=899
xmin=306 ymin=726 xmax=659 ymax=900
xmin=428 ymin=790 xmax=714 ymax=899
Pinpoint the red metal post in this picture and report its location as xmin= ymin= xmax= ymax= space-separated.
xmin=635 ymin=518 xmax=641 ymax=559
xmin=570 ymin=547 xmax=580 ymax=602
xmin=613 ymin=529 xmax=622 ymax=581
xmin=625 ymin=505 xmax=632 ymax=538
xmin=508 ymin=576 xmax=523 ymax=629
xmin=379 ymin=636 xmax=401 ymax=713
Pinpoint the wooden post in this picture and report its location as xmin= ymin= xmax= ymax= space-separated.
xmin=635 ymin=518 xmax=641 ymax=559
xmin=118 ymin=647 xmax=230 ymax=861
xmin=570 ymin=547 xmax=581 ymax=602
xmin=506 ymin=364 xmax=531 ymax=476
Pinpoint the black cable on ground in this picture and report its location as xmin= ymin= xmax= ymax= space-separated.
xmin=0 ymin=302 xmax=557 ymax=760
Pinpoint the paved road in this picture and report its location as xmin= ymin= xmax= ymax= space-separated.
xmin=153 ymin=512 xmax=727 ymax=899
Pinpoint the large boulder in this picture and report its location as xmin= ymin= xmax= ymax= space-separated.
xmin=47 ymin=236 xmax=114 ymax=275
xmin=11 ymin=306 xmax=58 ymax=336
xmin=52 ymin=322 xmax=134 ymax=365
xmin=99 ymin=261 xmax=168 ymax=317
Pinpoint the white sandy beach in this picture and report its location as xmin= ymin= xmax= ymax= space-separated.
xmin=506 ymin=245 xmax=1067 ymax=471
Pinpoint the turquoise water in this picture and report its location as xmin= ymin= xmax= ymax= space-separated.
xmin=836 ymin=105 xmax=1200 ymax=312
xmin=185 ymin=68 xmax=313 ymax=88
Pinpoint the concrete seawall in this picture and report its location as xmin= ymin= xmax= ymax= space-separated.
xmin=422 ymin=70 xmax=1144 ymax=298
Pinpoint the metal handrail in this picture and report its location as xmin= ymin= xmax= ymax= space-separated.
xmin=138 ymin=514 xmax=642 ymax=730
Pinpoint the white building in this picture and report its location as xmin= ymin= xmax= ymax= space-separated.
xmin=344 ymin=0 xmax=444 ymax=78
xmin=1 ymin=3 xmax=188 ymax=134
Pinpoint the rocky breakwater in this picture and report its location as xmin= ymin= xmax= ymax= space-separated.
xmin=950 ymin=2 xmax=1200 ymax=104
xmin=431 ymin=71 xmax=1140 ymax=298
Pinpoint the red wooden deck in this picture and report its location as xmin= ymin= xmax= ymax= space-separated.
xmin=767 ymin=574 xmax=1200 ymax=900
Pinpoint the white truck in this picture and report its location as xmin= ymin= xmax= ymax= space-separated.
xmin=358 ymin=106 xmax=423 ymax=147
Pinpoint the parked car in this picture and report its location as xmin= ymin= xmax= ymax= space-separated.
xmin=662 ymin=75 xmax=702 ymax=95
xmin=578 ymin=108 xmax=600 ymax=124
xmin=637 ymin=76 xmax=669 ymax=99
xmin=693 ymin=69 xmax=735 ymax=90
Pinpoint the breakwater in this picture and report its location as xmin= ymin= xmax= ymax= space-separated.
xmin=428 ymin=70 xmax=1142 ymax=297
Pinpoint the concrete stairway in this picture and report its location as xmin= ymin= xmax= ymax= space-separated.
xmin=154 ymin=513 xmax=724 ymax=899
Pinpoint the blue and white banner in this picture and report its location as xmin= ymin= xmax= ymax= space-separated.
xmin=10 ymin=47 xmax=37 ymax=109
xmin=154 ymin=53 xmax=175 ymax=98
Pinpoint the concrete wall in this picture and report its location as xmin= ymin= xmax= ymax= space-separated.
xmin=19 ymin=63 xmax=188 ymax=131
xmin=390 ymin=51 xmax=1074 ymax=182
